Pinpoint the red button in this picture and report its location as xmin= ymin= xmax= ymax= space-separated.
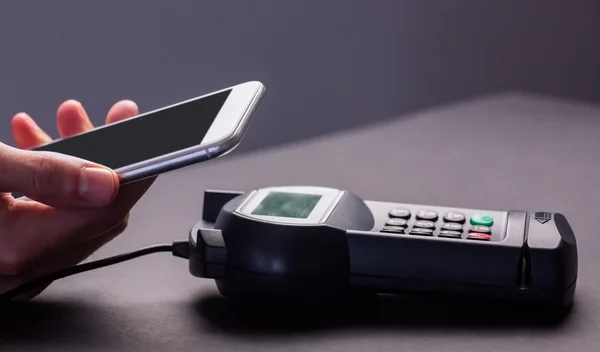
xmin=467 ymin=232 xmax=490 ymax=241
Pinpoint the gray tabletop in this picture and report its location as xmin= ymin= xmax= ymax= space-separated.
xmin=1 ymin=92 xmax=599 ymax=352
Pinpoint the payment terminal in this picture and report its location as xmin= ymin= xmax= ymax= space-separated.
xmin=188 ymin=186 xmax=578 ymax=309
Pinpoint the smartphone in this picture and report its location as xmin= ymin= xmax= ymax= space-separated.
xmin=29 ymin=81 xmax=265 ymax=185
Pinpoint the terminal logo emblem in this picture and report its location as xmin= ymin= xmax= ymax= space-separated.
xmin=534 ymin=212 xmax=551 ymax=224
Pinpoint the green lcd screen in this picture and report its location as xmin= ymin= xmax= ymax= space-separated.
xmin=251 ymin=192 xmax=322 ymax=219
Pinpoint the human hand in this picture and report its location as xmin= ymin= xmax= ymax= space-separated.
xmin=0 ymin=99 xmax=156 ymax=300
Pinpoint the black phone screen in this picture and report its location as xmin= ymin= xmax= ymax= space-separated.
xmin=33 ymin=89 xmax=231 ymax=170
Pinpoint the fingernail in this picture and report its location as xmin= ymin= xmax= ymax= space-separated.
xmin=78 ymin=167 xmax=117 ymax=204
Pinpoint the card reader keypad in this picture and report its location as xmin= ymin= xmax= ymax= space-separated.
xmin=377 ymin=203 xmax=507 ymax=242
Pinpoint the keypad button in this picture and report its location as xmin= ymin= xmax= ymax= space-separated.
xmin=442 ymin=223 xmax=463 ymax=231
xmin=386 ymin=218 xmax=408 ymax=227
xmin=414 ymin=220 xmax=435 ymax=229
xmin=416 ymin=210 xmax=438 ymax=221
xmin=443 ymin=211 xmax=466 ymax=223
xmin=467 ymin=232 xmax=491 ymax=241
xmin=438 ymin=230 xmax=462 ymax=239
xmin=409 ymin=228 xmax=434 ymax=236
xmin=469 ymin=225 xmax=491 ymax=234
xmin=381 ymin=226 xmax=406 ymax=234
xmin=470 ymin=214 xmax=494 ymax=227
xmin=389 ymin=208 xmax=411 ymax=219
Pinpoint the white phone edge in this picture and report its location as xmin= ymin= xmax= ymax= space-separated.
xmin=113 ymin=80 xmax=266 ymax=184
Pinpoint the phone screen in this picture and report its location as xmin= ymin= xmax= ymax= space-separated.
xmin=33 ymin=89 xmax=231 ymax=170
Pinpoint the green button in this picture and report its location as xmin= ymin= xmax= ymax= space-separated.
xmin=471 ymin=214 xmax=494 ymax=226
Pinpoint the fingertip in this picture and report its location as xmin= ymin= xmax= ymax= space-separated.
xmin=11 ymin=113 xmax=27 ymax=131
xmin=57 ymin=99 xmax=83 ymax=112
xmin=56 ymin=99 xmax=93 ymax=137
xmin=56 ymin=99 xmax=87 ymax=121
xmin=10 ymin=113 xmax=51 ymax=149
xmin=10 ymin=114 xmax=27 ymax=146
xmin=120 ymin=99 xmax=138 ymax=110
xmin=12 ymin=111 xmax=29 ymax=121
xmin=106 ymin=100 xmax=139 ymax=124
xmin=12 ymin=112 xmax=32 ymax=128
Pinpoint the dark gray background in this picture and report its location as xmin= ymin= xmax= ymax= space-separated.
xmin=0 ymin=0 xmax=598 ymax=150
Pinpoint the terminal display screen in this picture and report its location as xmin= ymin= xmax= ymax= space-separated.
xmin=251 ymin=191 xmax=322 ymax=219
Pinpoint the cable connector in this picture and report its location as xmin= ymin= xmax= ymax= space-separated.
xmin=171 ymin=240 xmax=190 ymax=259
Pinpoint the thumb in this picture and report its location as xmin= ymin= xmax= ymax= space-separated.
xmin=0 ymin=143 xmax=119 ymax=208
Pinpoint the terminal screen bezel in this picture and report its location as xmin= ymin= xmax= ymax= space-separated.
xmin=236 ymin=186 xmax=344 ymax=224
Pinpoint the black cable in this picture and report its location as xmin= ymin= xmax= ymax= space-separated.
xmin=0 ymin=240 xmax=190 ymax=302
